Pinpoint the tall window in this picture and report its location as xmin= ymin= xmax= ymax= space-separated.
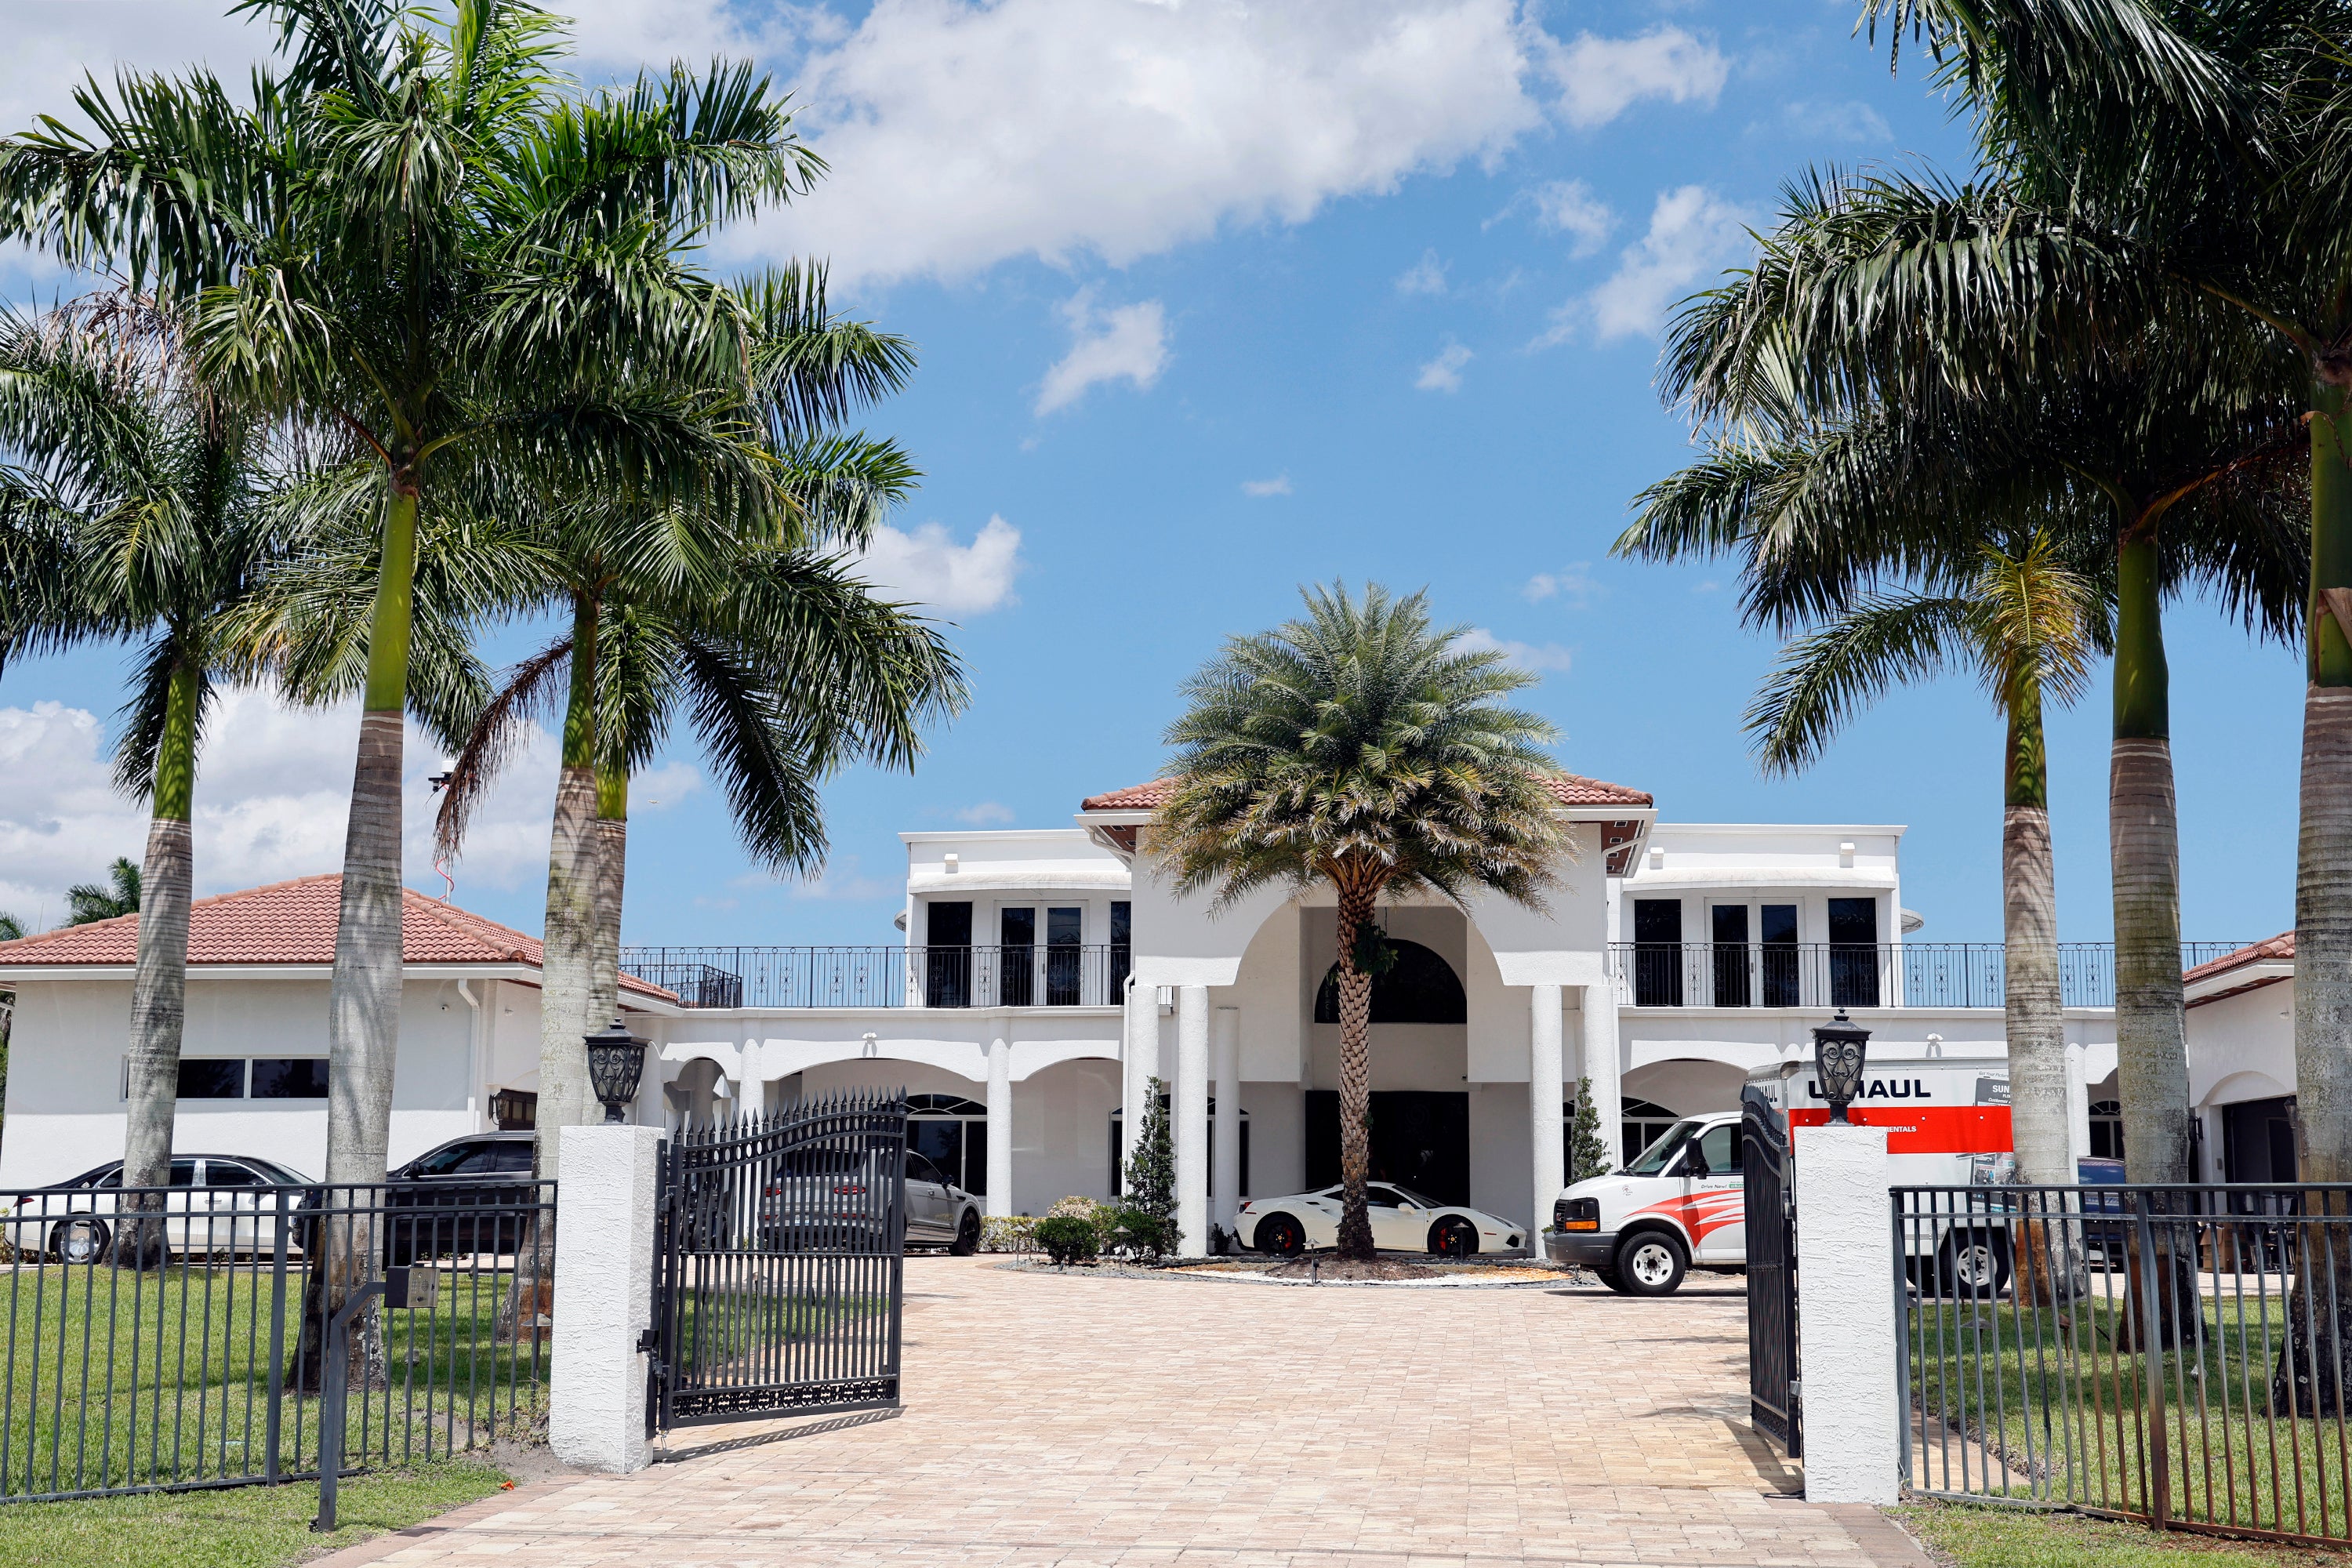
xmin=1047 ymin=906 xmax=1083 ymax=1005
xmin=1109 ymin=901 xmax=1132 ymax=998
xmin=2089 ymin=1099 xmax=2124 ymax=1160
xmin=1828 ymin=897 xmax=1880 ymax=1007
xmin=910 ymin=1093 xmax=989 ymax=1194
xmin=1621 ymin=1098 xmax=1680 ymax=1166
xmin=1000 ymin=907 xmax=1036 ymax=1006
xmin=1632 ymin=900 xmax=1683 ymax=1006
xmin=926 ymin=902 xmax=974 ymax=1007
xmin=1710 ymin=905 xmax=1749 ymax=1007
xmin=1760 ymin=904 xmax=1800 ymax=1006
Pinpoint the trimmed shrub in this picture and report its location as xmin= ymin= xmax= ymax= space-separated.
xmin=981 ymin=1214 xmax=1038 ymax=1253
xmin=1034 ymin=1214 xmax=1101 ymax=1266
xmin=1104 ymin=1205 xmax=1180 ymax=1260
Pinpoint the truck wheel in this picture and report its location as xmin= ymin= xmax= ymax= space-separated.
xmin=1615 ymin=1232 xmax=1687 ymax=1297
xmin=1938 ymin=1232 xmax=2011 ymax=1300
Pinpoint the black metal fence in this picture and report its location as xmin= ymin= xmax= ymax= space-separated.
xmin=1613 ymin=942 xmax=2255 ymax=1011
xmin=623 ymin=943 xmax=1131 ymax=1009
xmin=1742 ymin=1084 xmax=1799 ymax=1456
xmin=1896 ymin=1182 xmax=2352 ymax=1548
xmin=650 ymin=1092 xmax=907 ymax=1430
xmin=0 ymin=1178 xmax=554 ymax=1505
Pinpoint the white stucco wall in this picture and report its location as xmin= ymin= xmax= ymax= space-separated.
xmin=0 ymin=974 xmax=502 ymax=1188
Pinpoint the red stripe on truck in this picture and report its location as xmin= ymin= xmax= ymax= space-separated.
xmin=1788 ymin=1105 xmax=2013 ymax=1155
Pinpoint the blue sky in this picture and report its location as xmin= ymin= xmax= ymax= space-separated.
xmin=0 ymin=0 xmax=2307 ymax=951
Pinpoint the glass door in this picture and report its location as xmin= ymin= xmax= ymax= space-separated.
xmin=1710 ymin=905 xmax=1750 ymax=1006
xmin=1632 ymin=899 xmax=1683 ymax=1005
xmin=1760 ymin=904 xmax=1800 ymax=1006
xmin=1046 ymin=906 xmax=1083 ymax=1004
xmin=1000 ymin=907 xmax=1036 ymax=1006
xmin=1828 ymin=897 xmax=1880 ymax=1007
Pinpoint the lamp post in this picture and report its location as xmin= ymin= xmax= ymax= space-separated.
xmin=1811 ymin=1008 xmax=1871 ymax=1124
xmin=584 ymin=1017 xmax=648 ymax=1124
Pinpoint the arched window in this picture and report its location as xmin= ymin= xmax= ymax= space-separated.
xmin=909 ymin=1093 xmax=986 ymax=1116
xmin=2089 ymin=1099 xmax=2124 ymax=1160
xmin=1621 ymin=1098 xmax=1681 ymax=1167
xmin=1312 ymin=939 xmax=1467 ymax=1025
xmin=910 ymin=1094 xmax=989 ymax=1193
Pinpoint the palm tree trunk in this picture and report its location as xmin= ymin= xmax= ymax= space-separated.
xmin=532 ymin=593 xmax=601 ymax=1178
xmin=586 ymin=766 xmax=626 ymax=1030
xmin=316 ymin=475 xmax=421 ymax=1393
xmin=2004 ymin=674 xmax=2070 ymax=1185
xmin=118 ymin=657 xmax=199 ymax=1269
xmin=2299 ymin=381 xmax=2352 ymax=1188
xmin=2274 ymin=380 xmax=2352 ymax=1414
xmin=2111 ymin=528 xmax=2190 ymax=1186
xmin=1332 ymin=880 xmax=1377 ymax=1263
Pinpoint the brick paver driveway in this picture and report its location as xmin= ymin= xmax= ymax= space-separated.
xmin=330 ymin=1258 xmax=1926 ymax=1568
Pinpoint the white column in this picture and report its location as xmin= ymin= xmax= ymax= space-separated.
xmin=1120 ymin=979 xmax=1148 ymax=1180
xmin=1793 ymin=1123 xmax=1900 ymax=1504
xmin=2063 ymin=1041 xmax=2091 ymax=1171
xmin=550 ymin=1123 xmax=662 ymax=1474
xmin=1581 ymin=982 xmax=1621 ymax=1168
xmin=1529 ymin=985 xmax=1565 ymax=1252
xmin=1212 ymin=1006 xmax=1241 ymax=1233
xmin=986 ymin=1036 xmax=1012 ymax=1218
xmin=1175 ymin=985 xmax=1210 ymax=1255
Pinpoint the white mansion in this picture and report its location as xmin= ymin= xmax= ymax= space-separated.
xmin=0 ymin=769 xmax=2296 ymax=1252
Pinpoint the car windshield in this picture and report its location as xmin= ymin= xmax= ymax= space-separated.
xmin=1626 ymin=1120 xmax=1704 ymax=1176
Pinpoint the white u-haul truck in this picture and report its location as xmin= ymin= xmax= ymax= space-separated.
xmin=1543 ymin=1056 xmax=2020 ymax=1295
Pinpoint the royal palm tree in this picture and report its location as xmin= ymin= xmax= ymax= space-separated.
xmin=0 ymin=293 xmax=488 ymax=1265
xmin=1642 ymin=292 xmax=2307 ymax=1182
xmin=1152 ymin=583 xmax=1570 ymax=1262
xmin=0 ymin=0 xmax=803 ymax=1197
xmin=1744 ymin=533 xmax=2100 ymax=1181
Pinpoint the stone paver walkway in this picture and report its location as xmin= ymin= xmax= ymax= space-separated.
xmin=327 ymin=1258 xmax=1928 ymax=1568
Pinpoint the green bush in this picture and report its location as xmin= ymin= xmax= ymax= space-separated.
xmin=1034 ymin=1214 xmax=1101 ymax=1266
xmin=1103 ymin=1205 xmax=1180 ymax=1260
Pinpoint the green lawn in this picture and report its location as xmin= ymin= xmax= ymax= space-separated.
xmin=1909 ymin=1280 xmax=2352 ymax=1541
xmin=0 ymin=1261 xmax=547 ymax=1501
xmin=1898 ymin=1501 xmax=2352 ymax=1566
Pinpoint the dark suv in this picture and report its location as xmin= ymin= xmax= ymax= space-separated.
xmin=296 ymin=1131 xmax=541 ymax=1264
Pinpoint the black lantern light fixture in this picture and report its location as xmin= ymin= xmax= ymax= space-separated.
xmin=1811 ymin=1008 xmax=1872 ymax=1124
xmin=584 ymin=1017 xmax=648 ymax=1124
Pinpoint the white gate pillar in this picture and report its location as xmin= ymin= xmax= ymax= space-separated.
xmin=1175 ymin=985 xmax=1210 ymax=1255
xmin=1528 ymin=984 xmax=1565 ymax=1253
xmin=550 ymin=1123 xmax=662 ymax=1473
xmin=1211 ymin=1005 xmax=1241 ymax=1232
xmin=1792 ymin=1122 xmax=1899 ymax=1503
xmin=985 ymin=1035 xmax=1012 ymax=1217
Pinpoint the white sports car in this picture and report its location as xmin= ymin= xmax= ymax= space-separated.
xmin=1236 ymin=1183 xmax=1526 ymax=1257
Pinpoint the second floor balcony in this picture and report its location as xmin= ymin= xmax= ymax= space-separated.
xmin=1608 ymin=941 xmax=2251 ymax=1011
xmin=620 ymin=943 xmax=1131 ymax=1010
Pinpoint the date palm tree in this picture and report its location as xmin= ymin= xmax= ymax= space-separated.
xmin=0 ymin=0 xmax=802 ymax=1198
xmin=1152 ymin=583 xmax=1570 ymax=1262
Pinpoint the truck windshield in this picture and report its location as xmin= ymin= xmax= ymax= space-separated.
xmin=1626 ymin=1120 xmax=1704 ymax=1176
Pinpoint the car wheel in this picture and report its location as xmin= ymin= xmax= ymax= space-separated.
xmin=1428 ymin=1217 xmax=1479 ymax=1258
xmin=53 ymin=1216 xmax=109 ymax=1265
xmin=1939 ymin=1231 xmax=2011 ymax=1300
xmin=1254 ymin=1212 xmax=1306 ymax=1257
xmin=1615 ymin=1232 xmax=1687 ymax=1296
xmin=949 ymin=1209 xmax=982 ymax=1257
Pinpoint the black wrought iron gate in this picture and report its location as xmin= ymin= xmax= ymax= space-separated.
xmin=1740 ymin=1081 xmax=1801 ymax=1457
xmin=648 ymin=1091 xmax=909 ymax=1431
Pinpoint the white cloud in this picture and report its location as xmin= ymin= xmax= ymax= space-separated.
xmin=1582 ymin=185 xmax=1759 ymax=343
xmin=756 ymin=1 xmax=1727 ymax=285
xmin=1036 ymin=289 xmax=1168 ymax=416
xmin=630 ymin=762 xmax=702 ymax=811
xmin=1774 ymin=100 xmax=1893 ymax=143
xmin=1416 ymin=339 xmax=1474 ymax=393
xmin=1542 ymin=26 xmax=1729 ymax=129
xmin=953 ymin=800 xmax=1016 ymax=826
xmin=781 ymin=855 xmax=901 ymax=902
xmin=1529 ymin=180 xmax=1616 ymax=258
xmin=0 ymin=689 xmax=572 ymax=929
xmin=1396 ymin=249 xmax=1450 ymax=296
xmin=1242 ymin=474 xmax=1294 ymax=497
xmin=1457 ymin=628 xmax=1573 ymax=673
xmin=1523 ymin=563 xmax=1597 ymax=607
xmin=851 ymin=516 xmax=1025 ymax=612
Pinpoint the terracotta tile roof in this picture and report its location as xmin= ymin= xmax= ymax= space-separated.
xmin=1080 ymin=772 xmax=1654 ymax=812
xmin=0 ymin=874 xmax=672 ymax=999
xmin=2183 ymin=931 xmax=2295 ymax=985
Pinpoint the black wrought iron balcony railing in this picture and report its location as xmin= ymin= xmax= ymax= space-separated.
xmin=1606 ymin=941 xmax=2255 ymax=1011
xmin=619 ymin=944 xmax=1132 ymax=1010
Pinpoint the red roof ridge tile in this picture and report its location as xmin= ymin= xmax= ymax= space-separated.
xmin=2184 ymin=931 xmax=2296 ymax=985
xmin=1081 ymin=769 xmax=1654 ymax=813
